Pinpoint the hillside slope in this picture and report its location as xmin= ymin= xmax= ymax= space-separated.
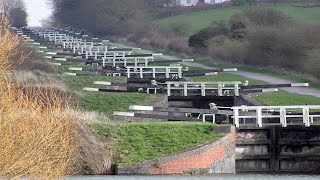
xmin=154 ymin=5 xmax=320 ymax=35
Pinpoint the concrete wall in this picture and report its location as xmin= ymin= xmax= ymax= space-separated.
xmin=117 ymin=126 xmax=236 ymax=175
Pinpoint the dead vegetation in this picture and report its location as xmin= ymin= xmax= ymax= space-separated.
xmin=0 ymin=17 xmax=78 ymax=178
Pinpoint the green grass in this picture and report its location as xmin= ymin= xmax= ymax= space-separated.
xmin=271 ymin=5 xmax=320 ymax=25
xmin=92 ymin=122 xmax=219 ymax=164
xmin=154 ymin=5 xmax=320 ymax=35
xmin=60 ymin=75 xmax=121 ymax=92
xmin=80 ymin=93 xmax=158 ymax=117
xmin=253 ymin=91 xmax=320 ymax=106
xmin=154 ymin=6 xmax=242 ymax=35
xmin=54 ymin=63 xmax=158 ymax=116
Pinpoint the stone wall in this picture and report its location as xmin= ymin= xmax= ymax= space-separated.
xmin=117 ymin=126 xmax=236 ymax=175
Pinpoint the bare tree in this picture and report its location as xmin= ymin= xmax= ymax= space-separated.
xmin=2 ymin=0 xmax=24 ymax=16
xmin=50 ymin=0 xmax=150 ymax=35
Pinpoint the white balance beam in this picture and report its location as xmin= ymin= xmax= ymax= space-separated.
xmin=291 ymin=83 xmax=309 ymax=87
xmin=94 ymin=81 xmax=112 ymax=86
xmin=69 ymin=67 xmax=83 ymax=71
xmin=205 ymin=72 xmax=218 ymax=76
xmin=55 ymin=58 xmax=67 ymax=61
xmin=83 ymin=88 xmax=99 ymax=92
xmin=262 ymin=88 xmax=279 ymax=93
xmin=223 ymin=68 xmax=238 ymax=72
xmin=113 ymin=112 xmax=135 ymax=117
xmin=63 ymin=73 xmax=77 ymax=76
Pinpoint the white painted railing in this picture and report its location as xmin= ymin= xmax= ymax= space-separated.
xmin=166 ymin=81 xmax=242 ymax=96
xmin=232 ymin=105 xmax=320 ymax=128
xmin=126 ymin=66 xmax=183 ymax=79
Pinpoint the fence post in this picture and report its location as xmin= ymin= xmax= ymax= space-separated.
xmin=127 ymin=67 xmax=131 ymax=78
xmin=257 ymin=108 xmax=262 ymax=127
xmin=184 ymin=82 xmax=188 ymax=96
xmin=218 ymin=83 xmax=223 ymax=96
xmin=167 ymin=83 xmax=171 ymax=96
xmin=178 ymin=67 xmax=182 ymax=79
xmin=139 ymin=67 xmax=143 ymax=79
xmin=234 ymin=108 xmax=240 ymax=128
xmin=201 ymin=83 xmax=205 ymax=96
xmin=235 ymin=83 xmax=240 ymax=96
xmin=280 ymin=108 xmax=287 ymax=127
xmin=152 ymin=68 xmax=156 ymax=78
xmin=303 ymin=107 xmax=310 ymax=127
xmin=166 ymin=68 xmax=170 ymax=79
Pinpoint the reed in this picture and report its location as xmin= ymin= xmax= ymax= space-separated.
xmin=0 ymin=17 xmax=78 ymax=178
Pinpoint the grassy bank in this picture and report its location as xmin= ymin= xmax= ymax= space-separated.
xmin=154 ymin=5 xmax=320 ymax=35
xmin=92 ymin=122 xmax=219 ymax=164
xmin=80 ymin=93 xmax=158 ymax=117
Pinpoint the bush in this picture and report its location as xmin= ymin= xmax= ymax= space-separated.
xmin=189 ymin=22 xmax=229 ymax=49
xmin=246 ymin=25 xmax=308 ymax=70
xmin=169 ymin=22 xmax=192 ymax=36
xmin=10 ymin=8 xmax=27 ymax=28
xmin=244 ymin=7 xmax=291 ymax=26
xmin=208 ymin=36 xmax=248 ymax=64
xmin=189 ymin=7 xmax=320 ymax=79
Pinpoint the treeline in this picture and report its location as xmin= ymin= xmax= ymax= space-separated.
xmin=50 ymin=0 xmax=153 ymax=36
xmin=2 ymin=0 xmax=27 ymax=28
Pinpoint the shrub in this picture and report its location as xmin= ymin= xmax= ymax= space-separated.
xmin=169 ymin=22 xmax=192 ymax=36
xmin=208 ymin=36 xmax=249 ymax=64
xmin=246 ymin=25 xmax=308 ymax=70
xmin=10 ymin=8 xmax=27 ymax=28
xmin=189 ymin=22 xmax=229 ymax=49
xmin=167 ymin=37 xmax=192 ymax=53
xmin=244 ymin=7 xmax=291 ymax=26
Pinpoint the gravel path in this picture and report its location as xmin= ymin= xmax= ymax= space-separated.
xmin=111 ymin=43 xmax=320 ymax=98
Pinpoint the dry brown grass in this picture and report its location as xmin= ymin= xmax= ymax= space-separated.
xmin=0 ymin=17 xmax=78 ymax=178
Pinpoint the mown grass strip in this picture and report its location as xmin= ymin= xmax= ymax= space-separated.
xmin=92 ymin=122 xmax=219 ymax=164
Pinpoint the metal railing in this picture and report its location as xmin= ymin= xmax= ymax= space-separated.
xmin=232 ymin=105 xmax=320 ymax=128
xmin=126 ymin=66 xmax=183 ymax=79
xmin=166 ymin=81 xmax=242 ymax=96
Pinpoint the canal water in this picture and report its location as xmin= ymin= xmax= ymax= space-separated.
xmin=68 ymin=174 xmax=320 ymax=180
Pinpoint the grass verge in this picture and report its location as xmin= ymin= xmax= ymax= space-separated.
xmin=80 ymin=93 xmax=159 ymax=117
xmin=91 ymin=122 xmax=219 ymax=164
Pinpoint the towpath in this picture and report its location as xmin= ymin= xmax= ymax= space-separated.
xmin=111 ymin=42 xmax=320 ymax=98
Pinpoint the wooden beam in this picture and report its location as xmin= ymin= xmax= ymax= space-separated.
xmin=241 ymin=83 xmax=309 ymax=89
xmin=129 ymin=105 xmax=233 ymax=115
xmin=113 ymin=112 xmax=201 ymax=121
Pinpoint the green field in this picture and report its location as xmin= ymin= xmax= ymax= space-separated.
xmin=92 ymin=122 xmax=219 ymax=164
xmin=154 ymin=5 xmax=320 ymax=35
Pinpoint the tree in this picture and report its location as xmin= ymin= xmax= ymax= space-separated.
xmin=50 ymin=0 xmax=150 ymax=35
xmin=1 ymin=0 xmax=27 ymax=27
xmin=2 ymin=0 xmax=24 ymax=16
xmin=10 ymin=8 xmax=27 ymax=28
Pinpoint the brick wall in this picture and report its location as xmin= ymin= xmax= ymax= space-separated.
xmin=117 ymin=126 xmax=236 ymax=175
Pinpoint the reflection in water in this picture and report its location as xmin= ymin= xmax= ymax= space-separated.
xmin=68 ymin=174 xmax=320 ymax=180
